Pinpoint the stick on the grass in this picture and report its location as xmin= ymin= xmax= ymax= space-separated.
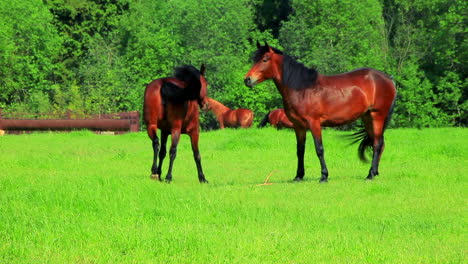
xmin=256 ymin=170 xmax=277 ymax=186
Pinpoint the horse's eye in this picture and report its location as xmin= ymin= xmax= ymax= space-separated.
xmin=262 ymin=59 xmax=268 ymax=63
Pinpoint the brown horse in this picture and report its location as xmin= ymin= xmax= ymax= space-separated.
xmin=244 ymin=42 xmax=397 ymax=182
xmin=205 ymin=97 xmax=253 ymax=129
xmin=144 ymin=64 xmax=208 ymax=183
xmin=258 ymin=109 xmax=294 ymax=129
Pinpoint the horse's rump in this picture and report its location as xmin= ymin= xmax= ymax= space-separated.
xmin=236 ymin=109 xmax=253 ymax=127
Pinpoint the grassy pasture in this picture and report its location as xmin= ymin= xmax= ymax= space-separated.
xmin=0 ymin=128 xmax=466 ymax=263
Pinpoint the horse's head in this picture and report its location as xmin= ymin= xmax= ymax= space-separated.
xmin=198 ymin=64 xmax=209 ymax=110
xmin=201 ymin=97 xmax=214 ymax=112
xmin=244 ymin=41 xmax=283 ymax=88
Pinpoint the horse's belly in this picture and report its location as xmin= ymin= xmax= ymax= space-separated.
xmin=321 ymin=92 xmax=369 ymax=126
xmin=321 ymin=115 xmax=360 ymax=127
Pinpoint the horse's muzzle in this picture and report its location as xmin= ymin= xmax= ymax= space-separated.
xmin=244 ymin=77 xmax=254 ymax=87
xmin=201 ymin=102 xmax=209 ymax=112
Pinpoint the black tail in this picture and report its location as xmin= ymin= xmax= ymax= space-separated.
xmin=349 ymin=129 xmax=373 ymax=162
xmin=258 ymin=111 xmax=271 ymax=128
xmin=161 ymin=65 xmax=201 ymax=103
xmin=352 ymin=95 xmax=397 ymax=162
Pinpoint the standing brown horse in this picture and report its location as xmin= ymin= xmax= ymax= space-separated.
xmin=144 ymin=64 xmax=208 ymax=183
xmin=244 ymin=42 xmax=397 ymax=182
xmin=258 ymin=109 xmax=294 ymax=129
xmin=205 ymin=97 xmax=253 ymax=129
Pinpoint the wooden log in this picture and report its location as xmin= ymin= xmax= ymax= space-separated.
xmin=0 ymin=119 xmax=131 ymax=131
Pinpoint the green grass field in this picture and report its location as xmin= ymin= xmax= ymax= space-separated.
xmin=0 ymin=128 xmax=466 ymax=263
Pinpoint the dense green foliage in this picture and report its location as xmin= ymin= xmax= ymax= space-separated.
xmin=0 ymin=128 xmax=466 ymax=262
xmin=0 ymin=0 xmax=466 ymax=127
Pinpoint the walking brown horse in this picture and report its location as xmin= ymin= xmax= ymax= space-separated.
xmin=244 ymin=42 xmax=397 ymax=182
xmin=205 ymin=97 xmax=254 ymax=129
xmin=144 ymin=64 xmax=208 ymax=183
xmin=258 ymin=109 xmax=294 ymax=129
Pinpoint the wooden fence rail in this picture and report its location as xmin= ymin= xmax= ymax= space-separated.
xmin=0 ymin=110 xmax=139 ymax=134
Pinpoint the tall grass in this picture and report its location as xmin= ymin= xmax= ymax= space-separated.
xmin=0 ymin=128 xmax=466 ymax=263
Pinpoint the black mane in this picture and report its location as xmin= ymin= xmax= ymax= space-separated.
xmin=252 ymin=46 xmax=317 ymax=90
xmin=282 ymin=55 xmax=317 ymax=90
xmin=161 ymin=65 xmax=202 ymax=103
xmin=174 ymin=65 xmax=202 ymax=96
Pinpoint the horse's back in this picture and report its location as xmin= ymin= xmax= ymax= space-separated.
xmin=322 ymin=67 xmax=396 ymax=106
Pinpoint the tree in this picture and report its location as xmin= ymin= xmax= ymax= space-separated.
xmin=280 ymin=0 xmax=389 ymax=74
xmin=44 ymin=0 xmax=130 ymax=83
xmin=0 ymin=0 xmax=62 ymax=112
xmin=384 ymin=0 xmax=467 ymax=126
xmin=253 ymin=0 xmax=292 ymax=38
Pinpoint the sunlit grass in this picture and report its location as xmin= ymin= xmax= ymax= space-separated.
xmin=0 ymin=128 xmax=466 ymax=263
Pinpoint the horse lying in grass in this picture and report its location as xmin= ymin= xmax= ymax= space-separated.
xmin=244 ymin=42 xmax=397 ymax=182
xmin=143 ymin=64 xmax=209 ymax=183
xmin=205 ymin=97 xmax=254 ymax=129
xmin=258 ymin=109 xmax=294 ymax=129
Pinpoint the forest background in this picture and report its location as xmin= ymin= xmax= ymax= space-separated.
xmin=0 ymin=0 xmax=466 ymax=128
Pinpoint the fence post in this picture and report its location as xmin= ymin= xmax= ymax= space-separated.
xmin=0 ymin=108 xmax=4 ymax=133
xmin=129 ymin=111 xmax=140 ymax=132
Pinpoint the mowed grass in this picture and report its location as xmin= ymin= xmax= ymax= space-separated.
xmin=0 ymin=128 xmax=466 ymax=263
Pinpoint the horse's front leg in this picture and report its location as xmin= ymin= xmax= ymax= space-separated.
xmin=309 ymin=120 xmax=329 ymax=182
xmin=189 ymin=131 xmax=208 ymax=183
xmin=294 ymin=127 xmax=306 ymax=181
xmin=165 ymin=129 xmax=181 ymax=183
xmin=218 ymin=118 xmax=225 ymax=129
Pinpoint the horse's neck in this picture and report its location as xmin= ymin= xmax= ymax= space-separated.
xmin=273 ymin=78 xmax=291 ymax=100
xmin=272 ymin=58 xmax=291 ymax=99
xmin=209 ymin=100 xmax=230 ymax=116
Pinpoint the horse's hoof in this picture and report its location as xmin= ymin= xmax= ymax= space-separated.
xmin=199 ymin=178 xmax=209 ymax=184
xmin=319 ymin=178 xmax=328 ymax=183
xmin=366 ymin=176 xmax=374 ymax=180
xmin=165 ymin=178 xmax=172 ymax=183
xmin=293 ymin=177 xmax=304 ymax=182
xmin=150 ymin=174 xmax=161 ymax=181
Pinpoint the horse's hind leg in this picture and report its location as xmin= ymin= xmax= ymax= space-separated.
xmin=165 ymin=129 xmax=181 ymax=183
xmin=189 ymin=131 xmax=208 ymax=183
xmin=309 ymin=120 xmax=329 ymax=183
xmin=156 ymin=130 xmax=169 ymax=177
xmin=367 ymin=115 xmax=386 ymax=180
xmin=147 ymin=124 xmax=160 ymax=180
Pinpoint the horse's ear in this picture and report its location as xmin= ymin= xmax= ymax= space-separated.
xmin=264 ymin=41 xmax=274 ymax=53
xmin=200 ymin=64 xmax=206 ymax=75
xmin=256 ymin=40 xmax=261 ymax=49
